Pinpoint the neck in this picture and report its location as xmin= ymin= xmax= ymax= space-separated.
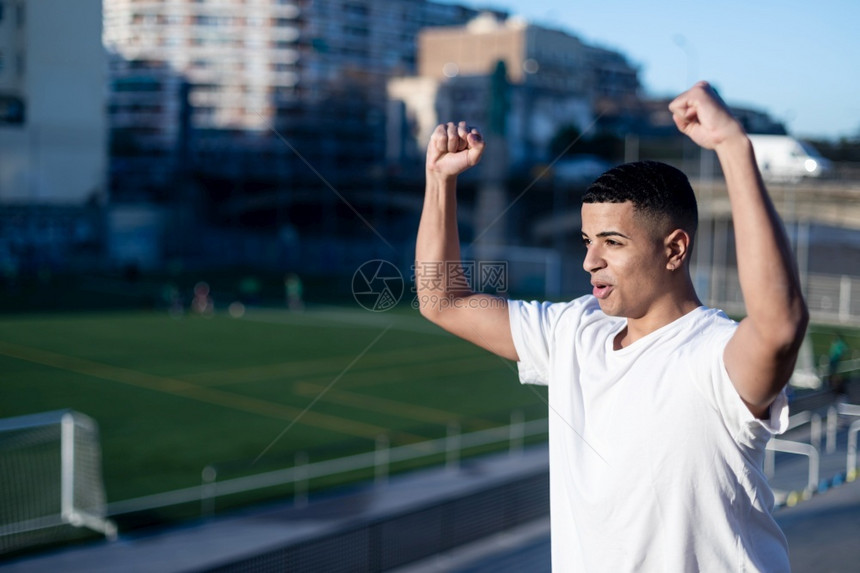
xmin=614 ymin=278 xmax=701 ymax=350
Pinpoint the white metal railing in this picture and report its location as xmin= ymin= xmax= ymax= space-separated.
xmin=839 ymin=402 xmax=860 ymax=479
xmin=847 ymin=420 xmax=860 ymax=479
xmin=107 ymin=416 xmax=548 ymax=518
xmin=765 ymin=411 xmax=824 ymax=492
xmin=767 ymin=400 xmax=860 ymax=492
xmin=710 ymin=269 xmax=860 ymax=326
xmin=766 ymin=439 xmax=820 ymax=494
xmin=762 ymin=402 xmax=860 ymax=501
xmin=100 ymin=399 xmax=860 ymax=519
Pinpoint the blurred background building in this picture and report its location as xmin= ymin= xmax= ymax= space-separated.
xmin=102 ymin=0 xmax=505 ymax=256
xmin=387 ymin=13 xmax=642 ymax=169
xmin=0 ymin=0 xmax=854 ymax=291
xmin=0 ymin=0 xmax=106 ymax=204
xmin=96 ymin=0 xmax=524 ymax=273
xmin=0 ymin=0 xmax=106 ymax=274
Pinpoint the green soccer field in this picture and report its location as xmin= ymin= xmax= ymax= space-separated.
xmin=2 ymin=299 xmax=857 ymax=531
xmin=0 ymin=305 xmax=547 ymax=522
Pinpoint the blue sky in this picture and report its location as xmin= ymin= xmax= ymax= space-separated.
xmin=443 ymin=0 xmax=858 ymax=140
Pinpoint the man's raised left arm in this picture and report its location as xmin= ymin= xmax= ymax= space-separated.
xmin=670 ymin=82 xmax=809 ymax=418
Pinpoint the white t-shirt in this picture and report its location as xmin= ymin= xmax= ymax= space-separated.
xmin=508 ymin=295 xmax=790 ymax=572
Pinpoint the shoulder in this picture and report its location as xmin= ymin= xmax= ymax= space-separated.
xmin=508 ymin=295 xmax=608 ymax=386
xmin=508 ymin=295 xmax=601 ymax=331
xmin=692 ymin=306 xmax=738 ymax=347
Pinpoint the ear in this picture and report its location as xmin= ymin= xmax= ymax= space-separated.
xmin=664 ymin=228 xmax=692 ymax=271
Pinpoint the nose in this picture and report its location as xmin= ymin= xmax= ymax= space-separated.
xmin=582 ymin=244 xmax=605 ymax=274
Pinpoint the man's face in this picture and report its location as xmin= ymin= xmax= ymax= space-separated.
xmin=580 ymin=201 xmax=668 ymax=319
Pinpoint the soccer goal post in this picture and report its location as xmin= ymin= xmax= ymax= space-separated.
xmin=0 ymin=410 xmax=117 ymax=555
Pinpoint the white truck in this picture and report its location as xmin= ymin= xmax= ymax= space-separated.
xmin=748 ymin=134 xmax=832 ymax=182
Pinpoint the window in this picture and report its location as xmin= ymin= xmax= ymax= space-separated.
xmin=195 ymin=15 xmax=233 ymax=26
xmin=112 ymin=78 xmax=161 ymax=92
xmin=344 ymin=3 xmax=369 ymax=17
xmin=0 ymin=3 xmax=5 ymax=23
xmin=343 ymin=25 xmax=369 ymax=38
xmin=0 ymin=95 xmax=25 ymax=124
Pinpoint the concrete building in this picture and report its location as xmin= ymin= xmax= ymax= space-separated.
xmin=104 ymin=0 xmax=299 ymax=134
xmin=102 ymin=0 xmax=501 ymax=204
xmin=103 ymin=0 xmax=302 ymax=199
xmin=0 ymin=0 xmax=107 ymax=204
xmin=387 ymin=13 xmax=640 ymax=169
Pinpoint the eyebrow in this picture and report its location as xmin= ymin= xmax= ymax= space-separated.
xmin=580 ymin=231 xmax=632 ymax=239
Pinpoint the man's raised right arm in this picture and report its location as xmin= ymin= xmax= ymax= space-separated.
xmin=416 ymin=122 xmax=519 ymax=361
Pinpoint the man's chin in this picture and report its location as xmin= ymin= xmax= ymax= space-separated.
xmin=596 ymin=298 xmax=620 ymax=316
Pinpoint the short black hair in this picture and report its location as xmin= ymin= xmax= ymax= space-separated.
xmin=582 ymin=160 xmax=698 ymax=239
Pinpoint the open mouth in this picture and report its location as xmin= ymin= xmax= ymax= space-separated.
xmin=592 ymin=282 xmax=613 ymax=300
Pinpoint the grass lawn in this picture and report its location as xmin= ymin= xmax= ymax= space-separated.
xmin=0 ymin=305 xmax=546 ymax=524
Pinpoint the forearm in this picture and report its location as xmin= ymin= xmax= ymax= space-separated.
xmin=415 ymin=173 xmax=473 ymax=318
xmin=717 ymin=136 xmax=808 ymax=341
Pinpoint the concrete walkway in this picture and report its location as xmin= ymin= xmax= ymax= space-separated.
xmin=776 ymin=474 xmax=860 ymax=573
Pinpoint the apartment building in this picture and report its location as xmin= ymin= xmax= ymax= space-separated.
xmin=0 ymin=0 xmax=106 ymax=203
xmin=103 ymin=0 xmax=499 ymax=203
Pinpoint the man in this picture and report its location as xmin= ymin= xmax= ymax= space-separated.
xmin=415 ymin=82 xmax=808 ymax=571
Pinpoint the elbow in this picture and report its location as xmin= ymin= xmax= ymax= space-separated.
xmin=418 ymin=294 xmax=445 ymax=325
xmin=750 ymin=295 xmax=808 ymax=356
xmin=417 ymin=291 xmax=462 ymax=324
xmin=772 ymin=298 xmax=810 ymax=356
xmin=791 ymin=298 xmax=810 ymax=345
xmin=418 ymin=301 xmax=438 ymax=323
xmin=798 ymin=300 xmax=810 ymax=337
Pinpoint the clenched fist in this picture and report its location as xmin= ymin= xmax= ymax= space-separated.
xmin=426 ymin=121 xmax=485 ymax=179
xmin=669 ymin=81 xmax=746 ymax=151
